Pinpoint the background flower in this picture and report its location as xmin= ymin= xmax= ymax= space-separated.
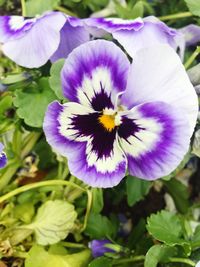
xmin=0 ymin=143 xmax=7 ymax=168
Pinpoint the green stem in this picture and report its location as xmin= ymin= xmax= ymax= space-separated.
xmin=159 ymin=11 xmax=193 ymax=21
xmin=169 ymin=257 xmax=195 ymax=266
xmin=191 ymin=240 xmax=200 ymax=249
xmin=113 ymin=255 xmax=145 ymax=265
xmin=21 ymin=0 xmax=26 ymax=17
xmin=184 ymin=46 xmax=200 ymax=69
xmin=56 ymin=6 xmax=77 ymax=17
xmin=0 ymin=161 xmax=21 ymax=192
xmin=13 ymin=251 xmax=28 ymax=258
xmin=60 ymin=241 xmax=86 ymax=249
xmin=21 ymin=132 xmax=41 ymax=158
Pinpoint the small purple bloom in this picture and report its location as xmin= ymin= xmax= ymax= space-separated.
xmin=89 ymin=239 xmax=114 ymax=258
xmin=0 ymin=143 xmax=7 ymax=168
xmin=43 ymin=40 xmax=198 ymax=188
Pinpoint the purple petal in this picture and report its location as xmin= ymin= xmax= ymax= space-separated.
xmin=113 ymin=18 xmax=177 ymax=58
xmin=2 ymin=12 xmax=66 ymax=68
xmin=118 ymin=101 xmax=190 ymax=180
xmin=84 ymin=17 xmax=144 ymax=33
xmin=89 ymin=239 xmax=114 ymax=258
xmin=0 ymin=16 xmax=35 ymax=42
xmin=50 ymin=20 xmax=90 ymax=63
xmin=0 ymin=143 xmax=7 ymax=169
xmin=179 ymin=24 xmax=200 ymax=46
xmin=121 ymin=45 xmax=198 ymax=135
xmin=61 ymin=40 xmax=130 ymax=110
xmin=0 ymin=153 xmax=7 ymax=168
xmin=43 ymin=100 xmax=127 ymax=188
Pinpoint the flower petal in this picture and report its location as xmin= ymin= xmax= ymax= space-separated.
xmin=179 ymin=24 xmax=200 ymax=46
xmin=0 ymin=152 xmax=7 ymax=168
xmin=43 ymin=100 xmax=127 ymax=188
xmin=0 ymin=16 xmax=35 ymax=42
xmin=121 ymin=45 xmax=198 ymax=134
xmin=118 ymin=101 xmax=190 ymax=180
xmin=112 ymin=19 xmax=176 ymax=58
xmin=50 ymin=20 xmax=90 ymax=62
xmin=0 ymin=143 xmax=7 ymax=169
xmin=2 ymin=12 xmax=66 ymax=68
xmin=61 ymin=40 xmax=130 ymax=111
xmin=84 ymin=17 xmax=144 ymax=33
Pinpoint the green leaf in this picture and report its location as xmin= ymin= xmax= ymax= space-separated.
xmin=85 ymin=213 xmax=115 ymax=239
xmin=24 ymin=200 xmax=77 ymax=245
xmin=14 ymin=202 xmax=35 ymax=224
xmin=144 ymin=245 xmax=176 ymax=267
xmin=147 ymin=210 xmax=183 ymax=245
xmin=0 ymin=95 xmax=13 ymax=119
xmin=184 ymin=0 xmax=200 ymax=16
xmin=126 ymin=175 xmax=151 ymax=206
xmin=131 ymin=1 xmax=144 ymax=18
xmin=89 ymin=257 xmax=112 ymax=267
xmin=91 ymin=188 xmax=104 ymax=213
xmin=14 ymin=78 xmax=57 ymax=128
xmin=25 ymin=245 xmax=91 ymax=267
xmin=163 ymin=179 xmax=189 ymax=214
xmin=49 ymin=59 xmax=65 ymax=100
xmin=25 ymin=0 xmax=61 ymax=16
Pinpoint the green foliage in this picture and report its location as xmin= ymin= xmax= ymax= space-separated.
xmin=89 ymin=257 xmax=112 ymax=267
xmin=25 ymin=245 xmax=91 ymax=267
xmin=184 ymin=0 xmax=200 ymax=16
xmin=24 ymin=200 xmax=77 ymax=245
xmin=25 ymin=0 xmax=61 ymax=16
xmin=85 ymin=213 xmax=116 ymax=239
xmin=163 ymin=178 xmax=190 ymax=214
xmin=144 ymin=245 xmax=176 ymax=267
xmin=49 ymin=59 xmax=65 ymax=100
xmin=147 ymin=210 xmax=191 ymax=254
xmin=91 ymin=188 xmax=104 ymax=213
xmin=14 ymin=78 xmax=57 ymax=128
xmin=126 ymin=175 xmax=151 ymax=206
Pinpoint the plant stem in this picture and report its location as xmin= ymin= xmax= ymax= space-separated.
xmin=60 ymin=241 xmax=86 ymax=248
xmin=159 ymin=11 xmax=193 ymax=21
xmin=21 ymin=0 xmax=26 ymax=17
xmin=169 ymin=257 xmax=195 ymax=266
xmin=21 ymin=132 xmax=41 ymax=158
xmin=56 ymin=6 xmax=77 ymax=17
xmin=184 ymin=46 xmax=200 ymax=69
xmin=113 ymin=255 xmax=145 ymax=265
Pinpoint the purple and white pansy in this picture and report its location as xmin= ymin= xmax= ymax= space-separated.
xmin=43 ymin=40 xmax=198 ymax=188
xmin=0 ymin=143 xmax=7 ymax=169
xmin=0 ymin=12 xmax=89 ymax=68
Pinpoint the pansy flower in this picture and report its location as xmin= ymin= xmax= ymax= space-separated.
xmin=0 ymin=12 xmax=89 ymax=68
xmin=43 ymin=40 xmax=198 ymax=188
xmin=0 ymin=143 xmax=7 ymax=168
xmin=89 ymin=239 xmax=115 ymax=258
xmin=83 ymin=16 xmax=184 ymax=58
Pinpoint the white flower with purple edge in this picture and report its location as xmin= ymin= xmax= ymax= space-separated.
xmin=0 ymin=143 xmax=7 ymax=169
xmin=43 ymin=39 xmax=198 ymax=188
xmin=0 ymin=12 xmax=89 ymax=68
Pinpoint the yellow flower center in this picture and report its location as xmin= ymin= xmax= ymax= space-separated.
xmin=99 ymin=114 xmax=116 ymax=132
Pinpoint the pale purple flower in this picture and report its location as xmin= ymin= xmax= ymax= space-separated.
xmin=89 ymin=239 xmax=114 ymax=258
xmin=0 ymin=12 xmax=89 ymax=68
xmin=0 ymin=143 xmax=7 ymax=168
xmin=82 ymin=16 xmax=184 ymax=58
xmin=43 ymin=40 xmax=198 ymax=188
xmin=196 ymin=261 xmax=200 ymax=267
